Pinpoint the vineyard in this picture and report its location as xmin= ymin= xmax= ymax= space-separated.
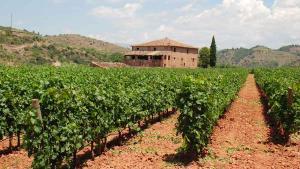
xmin=0 ymin=66 xmax=299 ymax=169
xmin=254 ymin=68 xmax=300 ymax=140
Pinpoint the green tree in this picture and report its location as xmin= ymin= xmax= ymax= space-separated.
xmin=210 ymin=36 xmax=217 ymax=67
xmin=199 ymin=47 xmax=210 ymax=68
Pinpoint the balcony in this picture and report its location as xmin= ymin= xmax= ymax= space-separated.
xmin=124 ymin=59 xmax=162 ymax=67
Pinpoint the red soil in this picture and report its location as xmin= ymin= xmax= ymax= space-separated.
xmin=83 ymin=74 xmax=300 ymax=169
xmin=201 ymin=74 xmax=300 ymax=169
xmin=83 ymin=113 xmax=185 ymax=169
xmin=1 ymin=74 xmax=299 ymax=169
xmin=0 ymin=137 xmax=32 ymax=169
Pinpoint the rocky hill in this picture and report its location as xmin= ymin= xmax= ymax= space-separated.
xmin=217 ymin=45 xmax=300 ymax=67
xmin=0 ymin=26 xmax=128 ymax=66
xmin=46 ymin=34 xmax=127 ymax=53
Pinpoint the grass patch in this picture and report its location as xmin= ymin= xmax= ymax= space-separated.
xmin=226 ymin=145 xmax=253 ymax=155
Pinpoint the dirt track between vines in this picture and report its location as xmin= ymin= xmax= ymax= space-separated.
xmin=0 ymin=74 xmax=299 ymax=169
xmin=202 ymin=74 xmax=300 ymax=169
xmin=83 ymin=74 xmax=300 ymax=169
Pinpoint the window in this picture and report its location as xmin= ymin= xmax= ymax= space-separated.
xmin=187 ymin=49 xmax=189 ymax=54
xmin=181 ymin=58 xmax=183 ymax=61
xmin=137 ymin=48 xmax=139 ymax=51
xmin=154 ymin=47 xmax=157 ymax=51
xmin=164 ymin=64 xmax=166 ymax=67
xmin=174 ymin=57 xmax=176 ymax=60
xmin=184 ymin=63 xmax=186 ymax=67
xmin=164 ymin=55 xmax=166 ymax=60
xmin=168 ymin=56 xmax=170 ymax=60
xmin=192 ymin=58 xmax=195 ymax=62
xmin=173 ymin=48 xmax=176 ymax=52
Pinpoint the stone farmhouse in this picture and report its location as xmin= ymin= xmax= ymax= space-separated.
xmin=124 ymin=38 xmax=198 ymax=68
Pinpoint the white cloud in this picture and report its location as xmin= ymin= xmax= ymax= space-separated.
xmin=273 ymin=0 xmax=300 ymax=8
xmin=89 ymin=0 xmax=300 ymax=49
xmin=173 ymin=0 xmax=300 ymax=48
xmin=91 ymin=3 xmax=142 ymax=18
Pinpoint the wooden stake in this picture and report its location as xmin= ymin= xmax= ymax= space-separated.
xmin=103 ymin=137 xmax=107 ymax=152
xmin=91 ymin=141 xmax=94 ymax=160
xmin=32 ymin=99 xmax=43 ymax=122
xmin=31 ymin=99 xmax=44 ymax=149
xmin=288 ymin=88 xmax=294 ymax=108
xmin=17 ymin=131 xmax=20 ymax=148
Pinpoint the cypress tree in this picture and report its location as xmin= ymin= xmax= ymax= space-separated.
xmin=210 ymin=36 xmax=217 ymax=67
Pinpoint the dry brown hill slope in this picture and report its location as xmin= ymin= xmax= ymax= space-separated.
xmin=46 ymin=34 xmax=128 ymax=53
xmin=0 ymin=26 xmax=128 ymax=65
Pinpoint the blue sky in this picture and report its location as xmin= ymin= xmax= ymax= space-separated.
xmin=1 ymin=0 xmax=299 ymax=49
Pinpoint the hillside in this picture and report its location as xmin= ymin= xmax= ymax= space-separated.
xmin=46 ymin=34 xmax=128 ymax=53
xmin=0 ymin=26 xmax=128 ymax=66
xmin=218 ymin=45 xmax=300 ymax=67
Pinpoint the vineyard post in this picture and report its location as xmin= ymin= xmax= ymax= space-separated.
xmin=32 ymin=99 xmax=43 ymax=122
xmin=288 ymin=88 xmax=294 ymax=108
xmin=31 ymin=99 xmax=44 ymax=149
xmin=103 ymin=137 xmax=107 ymax=152
xmin=91 ymin=141 xmax=94 ymax=160
xmin=17 ymin=131 xmax=20 ymax=149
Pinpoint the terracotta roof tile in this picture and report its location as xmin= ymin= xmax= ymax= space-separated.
xmin=125 ymin=51 xmax=168 ymax=56
xmin=133 ymin=37 xmax=198 ymax=49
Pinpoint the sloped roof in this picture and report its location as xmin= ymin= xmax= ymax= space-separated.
xmin=125 ymin=51 xmax=168 ymax=56
xmin=133 ymin=37 xmax=198 ymax=49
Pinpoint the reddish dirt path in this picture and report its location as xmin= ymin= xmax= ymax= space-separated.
xmin=1 ymin=74 xmax=299 ymax=169
xmin=202 ymin=74 xmax=300 ymax=169
xmin=83 ymin=113 xmax=188 ymax=169
xmin=82 ymin=74 xmax=300 ymax=169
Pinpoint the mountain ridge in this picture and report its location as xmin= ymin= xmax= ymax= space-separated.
xmin=217 ymin=45 xmax=300 ymax=67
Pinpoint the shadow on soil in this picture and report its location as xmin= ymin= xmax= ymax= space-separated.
xmin=0 ymin=146 xmax=20 ymax=156
xmin=256 ymin=83 xmax=289 ymax=145
xmin=75 ymin=110 xmax=176 ymax=169
xmin=163 ymin=151 xmax=200 ymax=167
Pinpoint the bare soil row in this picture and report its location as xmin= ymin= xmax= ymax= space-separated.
xmin=1 ymin=74 xmax=299 ymax=169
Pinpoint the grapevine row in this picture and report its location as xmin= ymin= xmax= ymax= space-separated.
xmin=176 ymin=70 xmax=248 ymax=153
xmin=0 ymin=66 xmax=248 ymax=168
xmin=254 ymin=68 xmax=300 ymax=140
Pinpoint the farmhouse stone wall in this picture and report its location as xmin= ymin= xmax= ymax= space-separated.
xmin=125 ymin=38 xmax=199 ymax=68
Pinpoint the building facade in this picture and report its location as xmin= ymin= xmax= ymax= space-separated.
xmin=124 ymin=38 xmax=198 ymax=68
